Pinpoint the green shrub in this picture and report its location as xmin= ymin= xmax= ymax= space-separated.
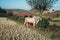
xmin=18 ymin=18 xmax=24 ymax=24
xmin=37 ymin=18 xmax=49 ymax=29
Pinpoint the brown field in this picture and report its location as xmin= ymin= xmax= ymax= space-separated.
xmin=0 ymin=17 xmax=51 ymax=40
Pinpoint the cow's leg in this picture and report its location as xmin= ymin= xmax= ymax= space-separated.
xmin=33 ymin=23 xmax=35 ymax=27
xmin=26 ymin=22 xmax=29 ymax=27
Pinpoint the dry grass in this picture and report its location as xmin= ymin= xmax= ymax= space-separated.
xmin=0 ymin=17 xmax=51 ymax=40
xmin=0 ymin=17 xmax=60 ymax=40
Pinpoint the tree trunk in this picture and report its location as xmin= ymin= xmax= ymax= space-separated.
xmin=39 ymin=10 xmax=43 ymax=21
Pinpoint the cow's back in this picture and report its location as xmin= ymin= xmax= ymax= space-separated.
xmin=25 ymin=17 xmax=35 ymax=23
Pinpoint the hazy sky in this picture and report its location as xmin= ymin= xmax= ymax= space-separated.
xmin=0 ymin=0 xmax=60 ymax=10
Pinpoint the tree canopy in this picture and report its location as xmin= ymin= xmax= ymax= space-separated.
xmin=26 ymin=0 xmax=58 ymax=11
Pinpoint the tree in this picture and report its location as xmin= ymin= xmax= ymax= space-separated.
xmin=0 ymin=7 xmax=1 ymax=10
xmin=52 ymin=9 xmax=54 ymax=11
xmin=0 ymin=7 xmax=7 ymax=17
xmin=26 ymin=0 xmax=58 ymax=17
xmin=0 ymin=7 xmax=7 ymax=13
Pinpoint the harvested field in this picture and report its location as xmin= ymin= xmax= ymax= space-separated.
xmin=0 ymin=17 xmax=51 ymax=40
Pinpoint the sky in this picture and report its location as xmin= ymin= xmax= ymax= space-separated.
xmin=0 ymin=0 xmax=60 ymax=10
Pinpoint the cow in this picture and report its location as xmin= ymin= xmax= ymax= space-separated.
xmin=24 ymin=16 xmax=40 ymax=27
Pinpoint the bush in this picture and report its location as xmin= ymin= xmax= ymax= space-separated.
xmin=37 ymin=18 xmax=49 ymax=29
xmin=7 ymin=11 xmax=13 ymax=17
xmin=18 ymin=18 xmax=24 ymax=24
xmin=10 ymin=17 xmax=25 ymax=24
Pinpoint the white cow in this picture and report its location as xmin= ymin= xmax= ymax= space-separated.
xmin=24 ymin=16 xmax=40 ymax=27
